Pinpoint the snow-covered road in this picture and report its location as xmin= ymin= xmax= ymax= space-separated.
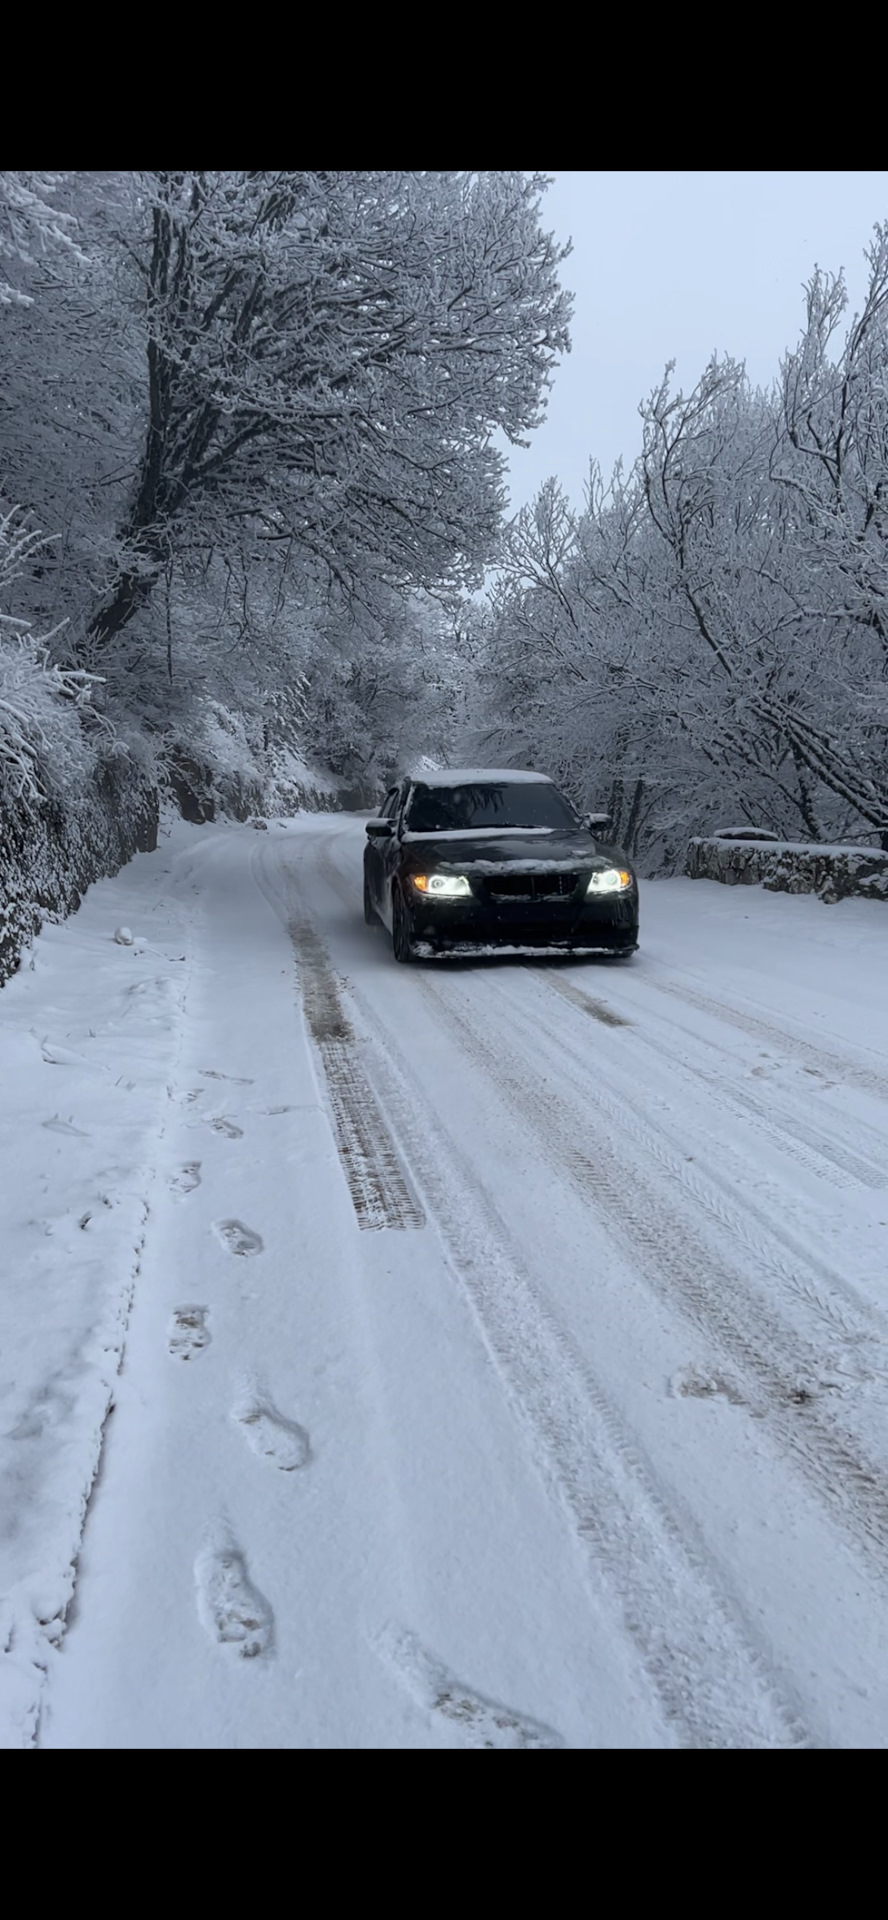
xmin=2 ymin=815 xmax=887 ymax=1747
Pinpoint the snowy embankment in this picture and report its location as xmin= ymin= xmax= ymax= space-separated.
xmin=0 ymin=823 xmax=207 ymax=1741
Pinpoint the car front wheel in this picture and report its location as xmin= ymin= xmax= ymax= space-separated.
xmin=392 ymin=885 xmax=416 ymax=964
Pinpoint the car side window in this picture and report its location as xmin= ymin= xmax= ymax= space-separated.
xmin=381 ymin=788 xmax=399 ymax=818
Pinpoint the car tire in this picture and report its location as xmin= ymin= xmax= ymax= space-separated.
xmin=392 ymin=885 xmax=416 ymax=964
xmin=363 ymin=872 xmax=377 ymax=926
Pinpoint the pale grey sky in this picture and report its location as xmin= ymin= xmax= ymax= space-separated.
xmin=506 ymin=170 xmax=888 ymax=515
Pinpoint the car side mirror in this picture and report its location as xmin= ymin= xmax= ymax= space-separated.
xmin=583 ymin=811 xmax=613 ymax=837
xmin=365 ymin=818 xmax=394 ymax=838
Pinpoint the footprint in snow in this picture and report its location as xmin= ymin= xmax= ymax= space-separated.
xmin=170 ymin=1162 xmax=202 ymax=1195
xmin=214 ymin=1219 xmax=264 ymax=1257
xmin=168 ymin=1306 xmax=211 ymax=1360
xmin=232 ymin=1385 xmax=310 ymax=1470
xmin=42 ymin=1116 xmax=90 ymax=1137
xmin=208 ymin=1116 xmax=243 ymax=1139
xmin=670 ymin=1365 xmax=746 ymax=1408
xmin=125 ymin=977 xmax=175 ymax=1008
xmin=195 ymin=1538 xmax=273 ymax=1660
xmin=375 ymin=1625 xmax=564 ymax=1750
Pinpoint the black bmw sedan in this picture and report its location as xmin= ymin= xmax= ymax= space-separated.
xmin=363 ymin=770 xmax=639 ymax=964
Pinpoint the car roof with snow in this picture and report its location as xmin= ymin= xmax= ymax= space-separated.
xmin=405 ymin=768 xmax=553 ymax=787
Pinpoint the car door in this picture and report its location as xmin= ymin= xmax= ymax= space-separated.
xmin=378 ymin=781 xmax=409 ymax=931
xmin=369 ymin=786 xmax=399 ymax=914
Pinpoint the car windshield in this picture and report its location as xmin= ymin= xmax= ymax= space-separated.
xmin=405 ymin=781 xmax=578 ymax=834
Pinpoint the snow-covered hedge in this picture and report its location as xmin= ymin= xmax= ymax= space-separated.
xmin=685 ymin=836 xmax=888 ymax=904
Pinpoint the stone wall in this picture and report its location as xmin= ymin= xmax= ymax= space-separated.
xmin=685 ymin=836 xmax=888 ymax=904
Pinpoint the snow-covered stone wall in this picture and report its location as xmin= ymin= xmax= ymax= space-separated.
xmin=165 ymin=733 xmax=363 ymax=826
xmin=685 ymin=836 xmax=888 ymax=904
xmin=0 ymin=751 xmax=158 ymax=987
xmin=1 ymin=738 xmax=364 ymax=988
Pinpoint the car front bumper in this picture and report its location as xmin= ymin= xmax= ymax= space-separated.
xmin=407 ymin=890 xmax=638 ymax=955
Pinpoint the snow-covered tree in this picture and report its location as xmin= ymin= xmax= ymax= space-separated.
xmin=473 ymin=224 xmax=888 ymax=866
xmin=0 ymin=172 xmax=572 ymax=821
xmin=0 ymin=506 xmax=102 ymax=811
xmin=82 ymin=172 xmax=571 ymax=660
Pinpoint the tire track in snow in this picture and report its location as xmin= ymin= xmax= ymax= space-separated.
xmin=251 ymin=841 xmax=423 ymax=1232
xmin=642 ymin=973 xmax=888 ymax=1103
xmin=540 ymin=972 xmax=888 ymax=1193
xmin=334 ymin=975 xmax=812 ymax=1749
xmin=415 ymin=968 xmax=888 ymax=1567
xmin=289 ymin=909 xmax=425 ymax=1231
xmin=498 ymin=967 xmax=888 ymax=1349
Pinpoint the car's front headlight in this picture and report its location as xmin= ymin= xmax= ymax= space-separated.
xmin=411 ymin=873 xmax=472 ymax=898
xmin=586 ymin=867 xmax=633 ymax=894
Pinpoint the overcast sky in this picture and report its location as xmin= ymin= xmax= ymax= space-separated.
xmin=505 ymin=171 xmax=888 ymax=516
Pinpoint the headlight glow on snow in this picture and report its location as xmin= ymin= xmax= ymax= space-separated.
xmin=412 ymin=873 xmax=472 ymax=897
xmin=586 ymin=868 xmax=632 ymax=894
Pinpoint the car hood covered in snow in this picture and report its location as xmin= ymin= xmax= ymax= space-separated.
xmin=399 ymin=827 xmax=628 ymax=871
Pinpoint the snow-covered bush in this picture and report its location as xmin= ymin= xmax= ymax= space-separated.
xmin=0 ymin=172 xmax=84 ymax=308
xmin=0 ymin=508 xmax=101 ymax=806
xmin=0 ymin=509 xmax=157 ymax=985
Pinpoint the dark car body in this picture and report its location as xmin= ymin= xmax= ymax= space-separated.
xmin=363 ymin=770 xmax=639 ymax=963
